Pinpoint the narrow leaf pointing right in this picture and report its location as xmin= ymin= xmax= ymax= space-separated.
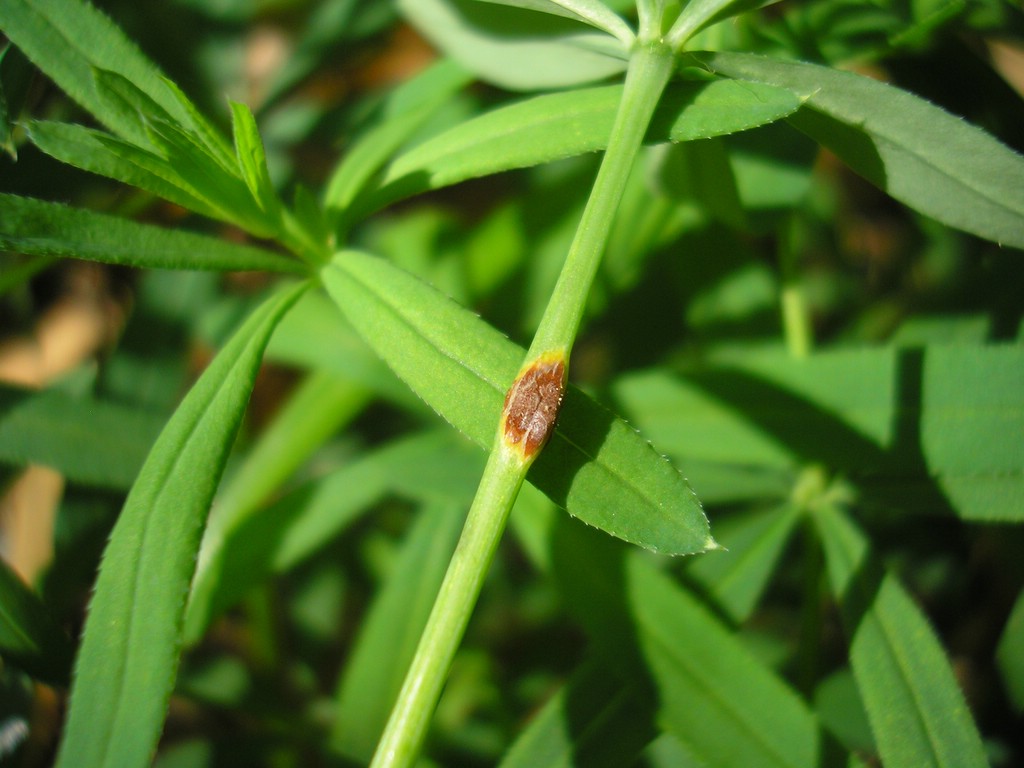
xmin=697 ymin=52 xmax=1024 ymax=249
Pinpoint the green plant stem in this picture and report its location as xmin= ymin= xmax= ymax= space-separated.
xmin=369 ymin=447 xmax=525 ymax=768
xmin=779 ymin=214 xmax=813 ymax=358
xmin=780 ymin=284 xmax=811 ymax=358
xmin=528 ymin=40 xmax=675 ymax=359
xmin=368 ymin=38 xmax=678 ymax=768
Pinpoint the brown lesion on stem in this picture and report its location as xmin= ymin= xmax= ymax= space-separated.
xmin=501 ymin=353 xmax=567 ymax=461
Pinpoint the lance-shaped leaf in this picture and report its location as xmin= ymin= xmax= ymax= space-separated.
xmin=362 ymin=78 xmax=800 ymax=214
xmin=0 ymin=0 xmax=209 ymax=148
xmin=507 ymin=489 xmax=828 ymax=766
xmin=399 ymin=0 xmax=628 ymax=91
xmin=812 ymin=504 xmax=988 ymax=768
xmin=142 ymin=116 xmax=272 ymax=237
xmin=26 ymin=121 xmax=222 ymax=219
xmin=230 ymin=101 xmax=282 ymax=219
xmin=694 ymin=51 xmax=1024 ymax=249
xmin=478 ymin=0 xmax=636 ymax=46
xmin=321 ymin=250 xmax=713 ymax=555
xmin=323 ymin=57 xmax=473 ymax=217
xmin=997 ymin=589 xmax=1024 ymax=714
xmin=0 ymin=382 xmax=163 ymax=489
xmin=552 ymin=519 xmax=821 ymax=767
xmin=499 ymin=658 xmax=657 ymax=768
xmin=667 ymin=0 xmax=767 ymax=49
xmin=53 ymin=281 xmax=308 ymax=768
xmin=613 ymin=345 xmax=1024 ymax=522
xmin=185 ymin=430 xmax=484 ymax=649
xmin=683 ymin=503 xmax=801 ymax=624
xmin=0 ymin=193 xmax=305 ymax=274
xmin=90 ymin=69 xmax=202 ymax=159
xmin=184 ymin=371 xmax=371 ymax=643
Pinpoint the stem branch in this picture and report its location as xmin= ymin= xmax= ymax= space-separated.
xmin=369 ymin=38 xmax=677 ymax=768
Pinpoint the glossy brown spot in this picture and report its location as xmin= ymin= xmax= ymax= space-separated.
xmin=502 ymin=356 xmax=566 ymax=459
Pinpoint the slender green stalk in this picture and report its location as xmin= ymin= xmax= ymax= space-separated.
xmin=368 ymin=38 xmax=678 ymax=768
xmin=779 ymin=214 xmax=813 ymax=358
xmin=781 ymin=283 xmax=812 ymax=358
xmin=369 ymin=448 xmax=524 ymax=768
xmin=529 ymin=40 xmax=675 ymax=359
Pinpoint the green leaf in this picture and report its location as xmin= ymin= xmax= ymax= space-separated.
xmin=363 ymin=78 xmax=800 ymax=214
xmin=399 ymin=0 xmax=628 ymax=91
xmin=184 ymin=371 xmax=370 ymax=643
xmin=684 ymin=504 xmax=801 ymax=624
xmin=292 ymin=183 xmax=331 ymax=249
xmin=26 ymin=121 xmax=222 ymax=218
xmin=0 ymin=193 xmax=305 ymax=274
xmin=553 ymin=518 xmax=822 ymax=767
xmin=323 ymin=58 xmax=473 ymax=218
xmin=642 ymin=733 xmax=711 ymax=768
xmin=812 ymin=504 xmax=988 ymax=768
xmin=695 ymin=52 xmax=1024 ymax=249
xmin=673 ymin=460 xmax=792 ymax=505
xmin=498 ymin=659 xmax=657 ymax=768
xmin=185 ymin=430 xmax=483 ymax=646
xmin=321 ymin=249 xmax=713 ymax=555
xmin=90 ymin=72 xmax=273 ymax=240
xmin=229 ymin=101 xmax=282 ymax=219
xmin=331 ymin=502 xmax=465 ymax=762
xmin=0 ymin=0 xmax=202 ymax=146
xmin=91 ymin=68 xmax=186 ymax=156
xmin=478 ymin=0 xmax=636 ymax=45
xmin=0 ymin=556 xmax=74 ymax=686
xmin=142 ymin=118 xmax=270 ymax=236
xmin=613 ymin=345 xmax=1024 ymax=521
xmin=0 ymin=383 xmax=163 ymax=489
xmin=655 ymin=137 xmax=746 ymax=228
xmin=54 ymin=281 xmax=308 ymax=768
xmin=263 ymin=289 xmax=418 ymax=408
xmin=30 ymin=69 xmax=269 ymax=240
xmin=813 ymin=670 xmax=875 ymax=755
xmin=996 ymin=588 xmax=1024 ymax=714
xmin=725 ymin=120 xmax=817 ymax=232
xmin=159 ymin=76 xmax=236 ymax=170
xmin=667 ymin=0 xmax=765 ymax=49
xmin=272 ymin=431 xmax=483 ymax=573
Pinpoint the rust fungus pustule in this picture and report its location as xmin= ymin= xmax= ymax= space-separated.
xmin=502 ymin=355 xmax=566 ymax=460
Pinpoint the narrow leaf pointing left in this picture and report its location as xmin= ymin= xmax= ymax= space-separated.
xmin=54 ymin=281 xmax=308 ymax=768
xmin=0 ymin=193 xmax=306 ymax=274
